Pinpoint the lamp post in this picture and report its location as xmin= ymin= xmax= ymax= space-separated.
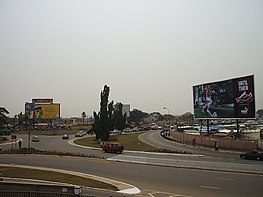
xmin=163 ymin=107 xmax=170 ymax=135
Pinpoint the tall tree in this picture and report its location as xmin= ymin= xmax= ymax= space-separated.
xmin=108 ymin=101 xmax=114 ymax=132
xmin=92 ymin=85 xmax=127 ymax=141
xmin=81 ymin=112 xmax=86 ymax=125
xmin=130 ymin=109 xmax=149 ymax=123
xmin=93 ymin=85 xmax=111 ymax=141
xmin=17 ymin=112 xmax=24 ymax=127
xmin=113 ymin=102 xmax=126 ymax=131
xmin=0 ymin=107 xmax=9 ymax=129
xmin=257 ymin=109 xmax=263 ymax=118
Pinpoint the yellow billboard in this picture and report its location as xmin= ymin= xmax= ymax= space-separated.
xmin=40 ymin=103 xmax=60 ymax=119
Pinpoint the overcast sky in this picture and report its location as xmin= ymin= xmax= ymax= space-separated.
xmin=1 ymin=0 xmax=262 ymax=118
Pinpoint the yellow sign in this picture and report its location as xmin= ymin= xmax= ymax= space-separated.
xmin=41 ymin=104 xmax=60 ymax=119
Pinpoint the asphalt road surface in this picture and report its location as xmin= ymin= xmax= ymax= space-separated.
xmin=1 ymin=154 xmax=263 ymax=197
xmin=1 ymin=131 xmax=263 ymax=197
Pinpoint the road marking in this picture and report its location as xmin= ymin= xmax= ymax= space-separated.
xmin=143 ymin=189 xmax=192 ymax=197
xmin=216 ymin=177 xmax=235 ymax=181
xmin=200 ymin=185 xmax=220 ymax=190
xmin=148 ymin=193 xmax=155 ymax=197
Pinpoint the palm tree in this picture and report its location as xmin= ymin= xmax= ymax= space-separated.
xmin=0 ymin=107 xmax=9 ymax=129
xmin=81 ymin=112 xmax=86 ymax=126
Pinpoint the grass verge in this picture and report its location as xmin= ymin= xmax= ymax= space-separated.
xmin=75 ymin=132 xmax=192 ymax=154
xmin=0 ymin=166 xmax=117 ymax=191
xmin=75 ymin=133 xmax=156 ymax=152
xmin=12 ymin=130 xmax=80 ymax=136
xmin=0 ymin=148 xmax=104 ymax=159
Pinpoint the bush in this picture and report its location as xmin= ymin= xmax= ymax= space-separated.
xmin=109 ymin=136 xmax=118 ymax=141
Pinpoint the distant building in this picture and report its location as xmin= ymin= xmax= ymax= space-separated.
xmin=122 ymin=104 xmax=130 ymax=118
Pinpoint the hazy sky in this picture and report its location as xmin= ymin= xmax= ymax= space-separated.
xmin=1 ymin=0 xmax=263 ymax=118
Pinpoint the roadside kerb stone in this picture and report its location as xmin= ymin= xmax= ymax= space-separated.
xmin=107 ymin=155 xmax=263 ymax=175
xmin=0 ymin=164 xmax=140 ymax=195
xmin=68 ymin=138 xmax=204 ymax=157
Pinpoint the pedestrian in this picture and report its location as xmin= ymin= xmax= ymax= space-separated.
xmin=18 ymin=140 xmax=22 ymax=149
xmin=214 ymin=141 xmax=219 ymax=151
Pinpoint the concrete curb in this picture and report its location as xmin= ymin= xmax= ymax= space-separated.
xmin=0 ymin=138 xmax=22 ymax=146
xmin=68 ymin=138 xmax=204 ymax=157
xmin=107 ymin=155 xmax=263 ymax=175
xmin=0 ymin=164 xmax=140 ymax=195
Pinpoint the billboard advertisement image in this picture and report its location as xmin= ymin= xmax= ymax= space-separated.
xmin=193 ymin=75 xmax=255 ymax=119
xmin=25 ymin=103 xmax=60 ymax=120
xmin=40 ymin=104 xmax=60 ymax=119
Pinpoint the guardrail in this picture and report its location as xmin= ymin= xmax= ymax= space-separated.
xmin=0 ymin=180 xmax=88 ymax=197
xmin=0 ymin=191 xmax=92 ymax=197
xmin=168 ymin=130 xmax=260 ymax=152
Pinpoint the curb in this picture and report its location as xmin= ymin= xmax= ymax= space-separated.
xmin=0 ymin=164 xmax=140 ymax=195
xmin=69 ymin=138 xmax=203 ymax=157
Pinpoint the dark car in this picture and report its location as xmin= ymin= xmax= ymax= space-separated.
xmin=240 ymin=150 xmax=263 ymax=161
xmin=102 ymin=142 xmax=124 ymax=154
xmin=62 ymin=134 xmax=69 ymax=140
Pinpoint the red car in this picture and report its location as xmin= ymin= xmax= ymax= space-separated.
xmin=102 ymin=142 xmax=124 ymax=154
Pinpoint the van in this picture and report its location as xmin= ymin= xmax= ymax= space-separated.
xmin=102 ymin=142 xmax=124 ymax=154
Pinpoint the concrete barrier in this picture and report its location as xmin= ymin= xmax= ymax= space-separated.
xmin=0 ymin=179 xmax=82 ymax=195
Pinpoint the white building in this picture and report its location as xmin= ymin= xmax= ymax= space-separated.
xmin=122 ymin=104 xmax=131 ymax=118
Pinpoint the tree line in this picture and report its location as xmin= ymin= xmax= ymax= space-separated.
xmin=1 ymin=86 xmax=263 ymax=137
xmin=91 ymin=85 xmax=126 ymax=141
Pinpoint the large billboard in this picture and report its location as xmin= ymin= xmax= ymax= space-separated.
xmin=32 ymin=98 xmax=53 ymax=104
xmin=25 ymin=103 xmax=60 ymax=120
xmin=193 ymin=75 xmax=255 ymax=119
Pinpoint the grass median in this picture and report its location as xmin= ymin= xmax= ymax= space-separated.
xmin=0 ymin=166 xmax=117 ymax=191
xmin=74 ymin=132 xmax=156 ymax=151
xmin=74 ymin=132 xmax=192 ymax=154
xmin=12 ymin=130 xmax=78 ymax=136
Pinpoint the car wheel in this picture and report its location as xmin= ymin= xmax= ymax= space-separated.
xmin=241 ymin=155 xmax=245 ymax=159
xmin=256 ymin=157 xmax=260 ymax=161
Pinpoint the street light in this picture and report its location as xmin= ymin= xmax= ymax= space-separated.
xmin=163 ymin=107 xmax=169 ymax=116
xmin=163 ymin=107 xmax=170 ymax=136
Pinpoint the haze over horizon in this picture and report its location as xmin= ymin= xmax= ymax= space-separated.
xmin=1 ymin=0 xmax=262 ymax=118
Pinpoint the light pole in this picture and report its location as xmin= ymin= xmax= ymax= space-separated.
xmin=163 ymin=107 xmax=170 ymax=135
xmin=163 ymin=107 xmax=170 ymax=121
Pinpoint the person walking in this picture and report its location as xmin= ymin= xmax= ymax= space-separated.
xmin=214 ymin=141 xmax=219 ymax=151
xmin=18 ymin=140 xmax=22 ymax=149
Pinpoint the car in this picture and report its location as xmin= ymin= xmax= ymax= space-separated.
xmin=62 ymin=134 xmax=69 ymax=140
xmin=110 ymin=130 xmax=122 ymax=134
xmin=75 ymin=131 xmax=84 ymax=137
xmin=240 ymin=150 xmax=263 ymax=161
xmin=32 ymin=136 xmax=39 ymax=142
xmin=102 ymin=142 xmax=124 ymax=154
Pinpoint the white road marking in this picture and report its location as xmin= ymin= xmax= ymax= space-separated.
xmin=148 ymin=193 xmax=155 ymax=197
xmin=200 ymin=185 xmax=220 ymax=190
xmin=143 ymin=189 xmax=192 ymax=197
xmin=216 ymin=177 xmax=235 ymax=181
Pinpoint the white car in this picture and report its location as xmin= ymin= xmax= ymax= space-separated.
xmin=32 ymin=136 xmax=39 ymax=142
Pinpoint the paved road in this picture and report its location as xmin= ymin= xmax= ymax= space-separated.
xmin=1 ymin=131 xmax=263 ymax=196
xmin=2 ymin=131 xmax=263 ymax=174
xmin=1 ymin=154 xmax=263 ymax=197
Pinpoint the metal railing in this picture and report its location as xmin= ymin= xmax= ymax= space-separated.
xmin=0 ymin=191 xmax=93 ymax=197
xmin=168 ymin=131 xmax=260 ymax=152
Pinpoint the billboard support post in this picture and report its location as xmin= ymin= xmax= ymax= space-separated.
xmin=207 ymin=119 xmax=210 ymax=134
xmin=28 ymin=131 xmax=31 ymax=149
xmin=199 ymin=120 xmax=202 ymax=135
xmin=237 ymin=119 xmax=240 ymax=138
